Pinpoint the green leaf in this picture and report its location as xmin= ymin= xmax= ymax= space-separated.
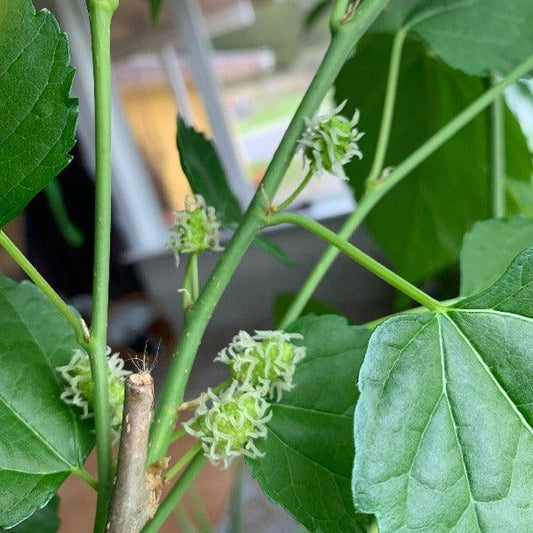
xmin=176 ymin=115 xmax=292 ymax=265
xmin=248 ymin=315 xmax=372 ymax=533
xmin=375 ymin=0 xmax=533 ymax=76
xmin=353 ymin=247 xmax=533 ymax=532
xmin=460 ymin=216 xmax=533 ymax=295
xmin=0 ymin=0 xmax=77 ymax=228
xmin=0 ymin=276 xmax=93 ymax=528
xmin=507 ymin=179 xmax=533 ymax=217
xmin=272 ymin=293 xmax=340 ymax=327
xmin=335 ymin=33 xmax=532 ymax=282
xmin=1 ymin=496 xmax=60 ymax=533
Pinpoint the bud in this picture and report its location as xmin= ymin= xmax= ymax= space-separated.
xmin=184 ymin=381 xmax=272 ymax=468
xmin=298 ymin=100 xmax=364 ymax=180
xmin=215 ymin=330 xmax=306 ymax=400
xmin=57 ymin=348 xmax=130 ymax=438
xmin=167 ymin=194 xmax=223 ymax=264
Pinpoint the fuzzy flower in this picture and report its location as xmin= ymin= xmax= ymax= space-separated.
xmin=298 ymin=100 xmax=364 ymax=180
xmin=167 ymin=194 xmax=223 ymax=264
xmin=57 ymin=347 xmax=130 ymax=438
xmin=215 ymin=330 xmax=306 ymax=400
xmin=184 ymin=380 xmax=272 ymax=468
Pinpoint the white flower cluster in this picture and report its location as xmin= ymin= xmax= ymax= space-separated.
xmin=184 ymin=329 xmax=306 ymax=468
xmin=167 ymin=194 xmax=223 ymax=264
xmin=184 ymin=381 xmax=272 ymax=469
xmin=57 ymin=347 xmax=130 ymax=438
xmin=215 ymin=330 xmax=306 ymax=401
xmin=298 ymin=100 xmax=364 ymax=180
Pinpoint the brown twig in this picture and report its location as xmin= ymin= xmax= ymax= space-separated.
xmin=107 ymin=373 xmax=161 ymax=533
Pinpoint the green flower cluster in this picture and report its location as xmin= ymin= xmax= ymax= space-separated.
xmin=167 ymin=194 xmax=223 ymax=264
xmin=298 ymin=100 xmax=364 ymax=180
xmin=184 ymin=330 xmax=306 ymax=468
xmin=57 ymin=348 xmax=130 ymax=439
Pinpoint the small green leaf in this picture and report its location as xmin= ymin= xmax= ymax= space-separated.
xmin=248 ymin=315 xmax=372 ymax=533
xmin=375 ymin=0 xmax=533 ymax=76
xmin=0 ymin=0 xmax=77 ymax=228
xmin=460 ymin=216 xmax=533 ymax=295
xmin=0 ymin=276 xmax=93 ymax=528
xmin=507 ymin=179 xmax=533 ymax=217
xmin=272 ymin=293 xmax=340 ymax=327
xmin=176 ymin=115 xmax=292 ymax=265
xmin=335 ymin=33 xmax=532 ymax=282
xmin=1 ymin=496 xmax=60 ymax=533
xmin=353 ymin=247 xmax=533 ymax=532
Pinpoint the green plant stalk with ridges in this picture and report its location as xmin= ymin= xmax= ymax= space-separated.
xmin=147 ymin=0 xmax=391 ymax=465
xmin=85 ymin=0 xmax=118 ymax=530
xmin=490 ymin=75 xmax=506 ymax=218
xmin=265 ymin=212 xmax=442 ymax=311
xmin=0 ymin=230 xmax=89 ymax=346
xmin=279 ymin=47 xmax=533 ymax=329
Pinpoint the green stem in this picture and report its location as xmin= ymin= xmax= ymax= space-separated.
xmin=190 ymin=254 xmax=199 ymax=302
xmin=276 ymin=170 xmax=313 ymax=212
xmin=86 ymin=2 xmax=116 ymax=530
xmin=265 ymin=212 xmax=442 ymax=311
xmin=490 ymin=75 xmax=506 ymax=218
xmin=366 ymin=28 xmax=406 ymax=186
xmin=142 ymin=453 xmax=207 ymax=533
xmin=148 ymin=0 xmax=389 ymax=465
xmin=45 ymin=180 xmax=85 ymax=247
xmin=279 ymin=49 xmax=533 ymax=328
xmin=166 ymin=442 xmax=203 ymax=480
xmin=170 ymin=426 xmax=189 ymax=443
xmin=182 ymin=256 xmax=194 ymax=312
xmin=0 ymin=230 xmax=89 ymax=346
xmin=72 ymin=467 xmax=98 ymax=490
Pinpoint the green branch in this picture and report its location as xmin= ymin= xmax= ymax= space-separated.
xmin=148 ymin=0 xmax=390 ymax=465
xmin=489 ymin=75 xmax=506 ymax=218
xmin=279 ymin=48 xmax=533 ymax=328
xmin=86 ymin=1 xmax=118 ymax=529
xmin=141 ymin=453 xmax=207 ymax=533
xmin=265 ymin=212 xmax=442 ymax=311
xmin=0 ymin=230 xmax=89 ymax=346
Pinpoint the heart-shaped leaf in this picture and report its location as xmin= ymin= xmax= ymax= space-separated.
xmin=375 ymin=0 xmax=533 ymax=76
xmin=0 ymin=0 xmax=77 ymax=227
xmin=335 ymin=33 xmax=532 ymax=282
xmin=353 ymin=247 xmax=533 ymax=532
xmin=0 ymin=276 xmax=93 ymax=528
xmin=248 ymin=315 xmax=371 ymax=533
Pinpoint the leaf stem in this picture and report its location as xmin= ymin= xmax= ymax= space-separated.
xmin=490 ymin=75 xmax=506 ymax=218
xmin=85 ymin=2 xmax=117 ymax=530
xmin=0 ymin=230 xmax=89 ymax=346
xmin=276 ymin=170 xmax=313 ymax=212
xmin=279 ymin=48 xmax=533 ymax=328
xmin=148 ymin=0 xmax=390 ymax=465
xmin=190 ymin=253 xmax=199 ymax=302
xmin=265 ymin=212 xmax=443 ymax=311
xmin=166 ymin=442 xmax=203 ymax=480
xmin=141 ymin=453 xmax=207 ymax=533
xmin=72 ymin=467 xmax=98 ymax=490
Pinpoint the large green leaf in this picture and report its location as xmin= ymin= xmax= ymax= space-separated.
xmin=353 ymin=247 xmax=533 ymax=532
xmin=460 ymin=216 xmax=533 ymax=295
xmin=248 ymin=315 xmax=372 ymax=533
xmin=1 ymin=496 xmax=60 ymax=533
xmin=0 ymin=0 xmax=77 ymax=228
xmin=375 ymin=0 xmax=533 ymax=76
xmin=507 ymin=179 xmax=533 ymax=217
xmin=176 ymin=115 xmax=292 ymax=265
xmin=0 ymin=276 xmax=93 ymax=528
xmin=335 ymin=33 xmax=532 ymax=282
